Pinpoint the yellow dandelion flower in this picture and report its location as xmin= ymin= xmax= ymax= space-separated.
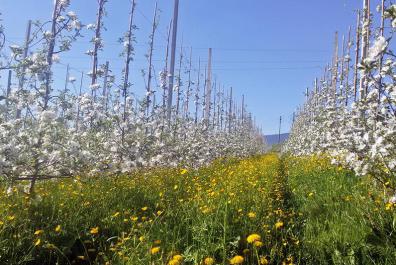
xmin=34 ymin=229 xmax=44 ymax=235
xmin=275 ymin=221 xmax=284 ymax=229
xmin=150 ymin=246 xmax=161 ymax=255
xmin=247 ymin=212 xmax=256 ymax=218
xmin=131 ymin=216 xmax=138 ymax=221
xmin=141 ymin=206 xmax=148 ymax=211
xmin=34 ymin=238 xmax=41 ymax=246
xmin=172 ymin=254 xmax=183 ymax=262
xmin=168 ymin=260 xmax=180 ymax=265
xmin=112 ymin=212 xmax=120 ymax=218
xmin=246 ymin=233 xmax=261 ymax=243
xmin=204 ymin=257 xmax=215 ymax=265
xmin=230 ymin=255 xmax=244 ymax=264
xmin=180 ymin=168 xmax=188 ymax=175
xmin=55 ymin=225 xmax=61 ymax=233
xmin=139 ymin=236 xmax=145 ymax=242
xmin=254 ymin=241 xmax=264 ymax=248
xmin=7 ymin=215 xmax=15 ymax=221
xmin=90 ymin=227 xmax=99 ymax=235
xmin=385 ymin=203 xmax=394 ymax=211
xmin=260 ymin=256 xmax=269 ymax=265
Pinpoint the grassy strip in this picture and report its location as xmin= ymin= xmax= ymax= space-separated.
xmin=0 ymin=154 xmax=299 ymax=265
xmin=285 ymin=155 xmax=396 ymax=265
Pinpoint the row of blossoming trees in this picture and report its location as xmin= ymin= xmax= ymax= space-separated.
xmin=284 ymin=0 xmax=396 ymax=188
xmin=0 ymin=0 xmax=265 ymax=193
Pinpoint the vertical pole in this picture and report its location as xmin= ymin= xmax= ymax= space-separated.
xmin=162 ymin=19 xmax=172 ymax=109
xmin=16 ymin=20 xmax=32 ymax=119
xmin=5 ymin=70 xmax=12 ymax=120
xmin=378 ymin=0 xmax=385 ymax=105
xmin=146 ymin=2 xmax=158 ymax=117
xmin=339 ymin=35 xmax=346 ymax=98
xmin=331 ymin=31 xmax=339 ymax=100
xmin=103 ymin=61 xmax=109 ymax=112
xmin=360 ymin=0 xmax=369 ymax=99
xmin=122 ymin=0 xmax=136 ymax=119
xmin=176 ymin=44 xmax=183 ymax=116
xmin=353 ymin=10 xmax=361 ymax=101
xmin=204 ymin=48 xmax=212 ymax=122
xmin=345 ymin=26 xmax=352 ymax=106
xmin=194 ymin=58 xmax=201 ymax=124
xmin=185 ymin=47 xmax=193 ymax=118
xmin=278 ymin=116 xmax=282 ymax=144
xmin=167 ymin=0 xmax=180 ymax=122
xmin=76 ymin=71 xmax=84 ymax=131
xmin=228 ymin=87 xmax=232 ymax=133
xmin=91 ymin=0 xmax=106 ymax=101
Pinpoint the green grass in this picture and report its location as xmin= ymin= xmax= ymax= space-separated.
xmin=285 ymin=155 xmax=396 ymax=265
xmin=0 ymin=154 xmax=396 ymax=264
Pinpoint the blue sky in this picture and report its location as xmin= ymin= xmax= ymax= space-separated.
xmin=1 ymin=0 xmax=367 ymax=134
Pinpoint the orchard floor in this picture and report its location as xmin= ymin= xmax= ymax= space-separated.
xmin=1 ymin=154 xmax=396 ymax=264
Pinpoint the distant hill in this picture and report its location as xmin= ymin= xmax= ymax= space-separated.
xmin=265 ymin=133 xmax=289 ymax=147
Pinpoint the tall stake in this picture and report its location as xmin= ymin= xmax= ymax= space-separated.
xmin=184 ymin=47 xmax=193 ymax=118
xmin=16 ymin=20 xmax=32 ymax=119
xmin=360 ymin=0 xmax=370 ymax=99
xmin=5 ymin=70 xmax=11 ymax=120
xmin=353 ymin=10 xmax=361 ymax=101
xmin=345 ymin=26 xmax=352 ymax=106
xmin=102 ymin=61 xmax=109 ymax=111
xmin=75 ymin=71 xmax=84 ymax=131
xmin=204 ymin=48 xmax=212 ymax=122
xmin=167 ymin=0 xmax=180 ymax=122
xmin=162 ymin=20 xmax=172 ymax=109
xmin=228 ymin=87 xmax=233 ymax=133
xmin=176 ymin=44 xmax=183 ymax=116
xmin=146 ymin=2 xmax=158 ymax=117
xmin=122 ymin=0 xmax=136 ymax=121
xmin=331 ymin=31 xmax=339 ymax=101
xmin=278 ymin=116 xmax=282 ymax=144
xmin=194 ymin=58 xmax=201 ymax=124
xmin=91 ymin=0 xmax=106 ymax=100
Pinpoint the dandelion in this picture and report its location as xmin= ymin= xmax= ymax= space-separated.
xmin=150 ymin=246 xmax=161 ymax=255
xmin=141 ymin=206 xmax=148 ymax=211
xmin=55 ymin=225 xmax=61 ymax=233
xmin=248 ymin=212 xmax=256 ymax=218
xmin=34 ymin=238 xmax=41 ymax=246
xmin=34 ymin=230 xmax=44 ymax=235
xmin=204 ymin=257 xmax=215 ymax=265
xmin=112 ymin=212 xmax=120 ymax=218
xmin=275 ymin=221 xmax=284 ymax=229
xmin=168 ymin=254 xmax=183 ymax=265
xmin=260 ymin=256 xmax=269 ymax=265
xmin=90 ymin=227 xmax=99 ymax=235
xmin=139 ymin=236 xmax=145 ymax=242
xmin=385 ymin=202 xmax=394 ymax=211
xmin=229 ymin=255 xmax=244 ymax=264
xmin=254 ymin=241 xmax=264 ymax=248
xmin=180 ymin=168 xmax=188 ymax=175
xmin=7 ymin=215 xmax=15 ymax=221
xmin=247 ymin=233 xmax=261 ymax=243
